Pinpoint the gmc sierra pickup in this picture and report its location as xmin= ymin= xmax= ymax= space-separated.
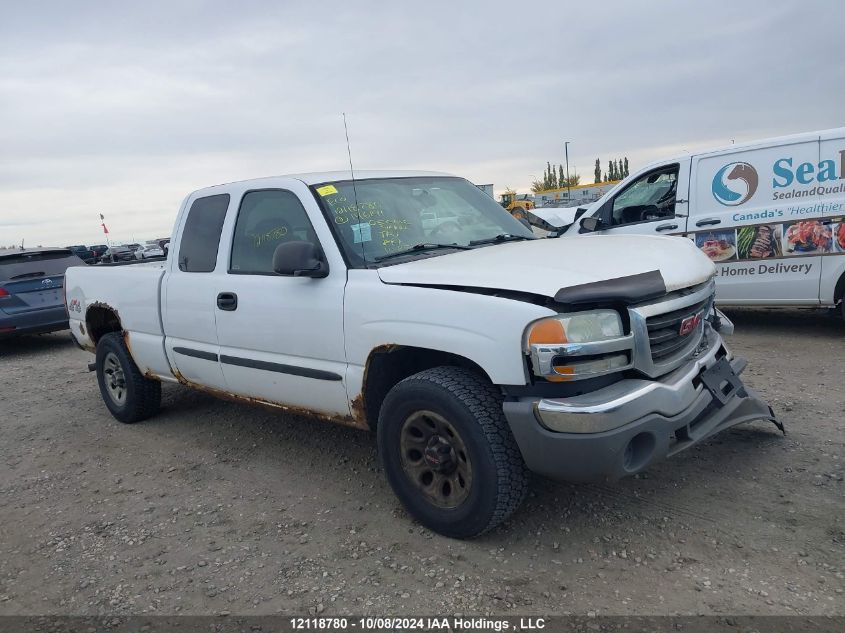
xmin=65 ymin=171 xmax=780 ymax=538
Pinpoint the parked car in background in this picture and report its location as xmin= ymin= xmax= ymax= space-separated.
xmin=67 ymin=245 xmax=96 ymax=264
xmin=420 ymin=208 xmax=461 ymax=232
xmin=90 ymin=245 xmax=109 ymax=263
xmin=134 ymin=244 xmax=165 ymax=259
xmin=1 ymin=248 xmax=85 ymax=338
xmin=103 ymin=245 xmax=135 ymax=262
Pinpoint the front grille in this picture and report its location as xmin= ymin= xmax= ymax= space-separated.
xmin=645 ymin=297 xmax=710 ymax=363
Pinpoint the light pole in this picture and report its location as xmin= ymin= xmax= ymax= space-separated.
xmin=564 ymin=141 xmax=571 ymax=201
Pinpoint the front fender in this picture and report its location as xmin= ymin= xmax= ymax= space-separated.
xmin=344 ymin=272 xmax=555 ymax=387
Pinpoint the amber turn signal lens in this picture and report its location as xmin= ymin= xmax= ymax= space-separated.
xmin=527 ymin=319 xmax=567 ymax=346
xmin=547 ymin=365 xmax=574 ymax=382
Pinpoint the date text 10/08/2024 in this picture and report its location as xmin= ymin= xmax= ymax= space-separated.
xmin=290 ymin=617 xmax=547 ymax=631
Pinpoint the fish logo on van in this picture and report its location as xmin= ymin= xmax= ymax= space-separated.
xmin=712 ymin=162 xmax=759 ymax=206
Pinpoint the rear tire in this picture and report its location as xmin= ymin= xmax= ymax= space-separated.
xmin=377 ymin=366 xmax=529 ymax=538
xmin=95 ymin=332 xmax=161 ymax=424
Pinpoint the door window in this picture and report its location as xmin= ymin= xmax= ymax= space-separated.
xmin=178 ymin=194 xmax=230 ymax=272
xmin=230 ymin=190 xmax=320 ymax=274
xmin=610 ymin=165 xmax=679 ymax=225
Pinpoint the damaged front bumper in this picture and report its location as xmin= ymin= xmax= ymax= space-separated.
xmin=502 ymin=327 xmax=780 ymax=482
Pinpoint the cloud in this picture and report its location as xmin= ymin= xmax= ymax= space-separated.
xmin=1 ymin=0 xmax=843 ymax=245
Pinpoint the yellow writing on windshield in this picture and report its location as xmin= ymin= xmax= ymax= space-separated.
xmin=321 ymin=189 xmax=414 ymax=254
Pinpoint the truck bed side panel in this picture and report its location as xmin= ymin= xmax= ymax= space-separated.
xmin=65 ymin=263 xmax=174 ymax=378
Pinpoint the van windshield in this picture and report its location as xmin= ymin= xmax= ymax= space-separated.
xmin=311 ymin=176 xmax=534 ymax=266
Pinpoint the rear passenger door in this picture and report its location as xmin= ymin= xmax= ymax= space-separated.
xmin=162 ymin=193 xmax=230 ymax=390
xmin=213 ymin=186 xmax=350 ymax=418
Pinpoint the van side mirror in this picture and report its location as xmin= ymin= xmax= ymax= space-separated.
xmin=579 ymin=216 xmax=603 ymax=232
xmin=272 ymin=241 xmax=329 ymax=278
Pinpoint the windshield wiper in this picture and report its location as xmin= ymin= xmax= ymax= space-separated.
xmin=468 ymin=234 xmax=534 ymax=247
xmin=374 ymin=243 xmax=471 ymax=262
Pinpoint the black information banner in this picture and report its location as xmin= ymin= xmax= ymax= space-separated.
xmin=0 ymin=616 xmax=841 ymax=633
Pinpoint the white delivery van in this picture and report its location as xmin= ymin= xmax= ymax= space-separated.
xmin=562 ymin=128 xmax=845 ymax=315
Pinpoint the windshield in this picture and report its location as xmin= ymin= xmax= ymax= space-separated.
xmin=311 ymin=176 xmax=534 ymax=266
xmin=614 ymin=172 xmax=676 ymax=209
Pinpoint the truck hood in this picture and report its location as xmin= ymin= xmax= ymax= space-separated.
xmin=376 ymin=235 xmax=714 ymax=299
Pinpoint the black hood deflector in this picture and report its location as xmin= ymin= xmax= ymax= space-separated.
xmin=553 ymin=270 xmax=666 ymax=306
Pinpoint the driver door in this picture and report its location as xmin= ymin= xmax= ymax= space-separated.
xmin=592 ymin=159 xmax=691 ymax=237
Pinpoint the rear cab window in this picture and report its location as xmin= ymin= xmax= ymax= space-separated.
xmin=177 ymin=194 xmax=230 ymax=272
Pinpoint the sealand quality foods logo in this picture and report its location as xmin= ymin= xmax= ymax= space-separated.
xmin=712 ymin=162 xmax=759 ymax=206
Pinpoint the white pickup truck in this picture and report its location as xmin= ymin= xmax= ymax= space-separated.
xmin=65 ymin=171 xmax=780 ymax=538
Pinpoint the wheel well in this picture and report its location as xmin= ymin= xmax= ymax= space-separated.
xmin=86 ymin=306 xmax=122 ymax=344
xmin=360 ymin=346 xmax=492 ymax=431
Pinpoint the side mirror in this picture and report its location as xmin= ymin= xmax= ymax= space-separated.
xmin=579 ymin=216 xmax=603 ymax=232
xmin=272 ymin=241 xmax=329 ymax=278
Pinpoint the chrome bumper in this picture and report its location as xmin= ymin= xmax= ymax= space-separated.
xmin=534 ymin=323 xmax=729 ymax=433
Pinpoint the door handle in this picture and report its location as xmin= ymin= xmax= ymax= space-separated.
xmin=656 ymin=223 xmax=678 ymax=232
xmin=695 ymin=218 xmax=722 ymax=227
xmin=217 ymin=292 xmax=238 ymax=311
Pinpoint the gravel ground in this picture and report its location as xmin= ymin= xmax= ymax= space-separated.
xmin=0 ymin=308 xmax=842 ymax=616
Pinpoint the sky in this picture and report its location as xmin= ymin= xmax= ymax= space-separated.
xmin=1 ymin=0 xmax=843 ymax=246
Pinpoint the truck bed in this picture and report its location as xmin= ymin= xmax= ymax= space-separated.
xmin=64 ymin=261 xmax=170 ymax=376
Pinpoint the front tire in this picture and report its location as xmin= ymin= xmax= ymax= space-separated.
xmin=95 ymin=332 xmax=161 ymax=424
xmin=377 ymin=367 xmax=529 ymax=538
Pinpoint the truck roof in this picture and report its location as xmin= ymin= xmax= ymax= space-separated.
xmin=191 ymin=170 xmax=456 ymax=197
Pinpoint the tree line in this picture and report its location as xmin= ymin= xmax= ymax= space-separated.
xmin=532 ymin=157 xmax=630 ymax=193
xmin=595 ymin=157 xmax=629 ymax=183
xmin=531 ymin=162 xmax=581 ymax=193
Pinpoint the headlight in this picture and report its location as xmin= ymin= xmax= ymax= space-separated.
xmin=526 ymin=310 xmax=630 ymax=382
xmin=527 ymin=309 xmax=623 ymax=346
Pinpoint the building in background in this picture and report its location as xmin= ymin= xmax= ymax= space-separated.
xmin=475 ymin=183 xmax=494 ymax=198
xmin=534 ymin=180 xmax=620 ymax=208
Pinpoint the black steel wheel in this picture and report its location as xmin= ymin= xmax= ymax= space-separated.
xmin=399 ymin=410 xmax=473 ymax=509
xmin=378 ymin=366 xmax=529 ymax=539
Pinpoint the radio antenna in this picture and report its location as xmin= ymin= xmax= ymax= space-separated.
xmin=343 ymin=112 xmax=356 ymax=182
xmin=342 ymin=112 xmax=364 ymax=258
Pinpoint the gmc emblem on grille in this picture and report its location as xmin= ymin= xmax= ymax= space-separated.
xmin=679 ymin=313 xmax=701 ymax=336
